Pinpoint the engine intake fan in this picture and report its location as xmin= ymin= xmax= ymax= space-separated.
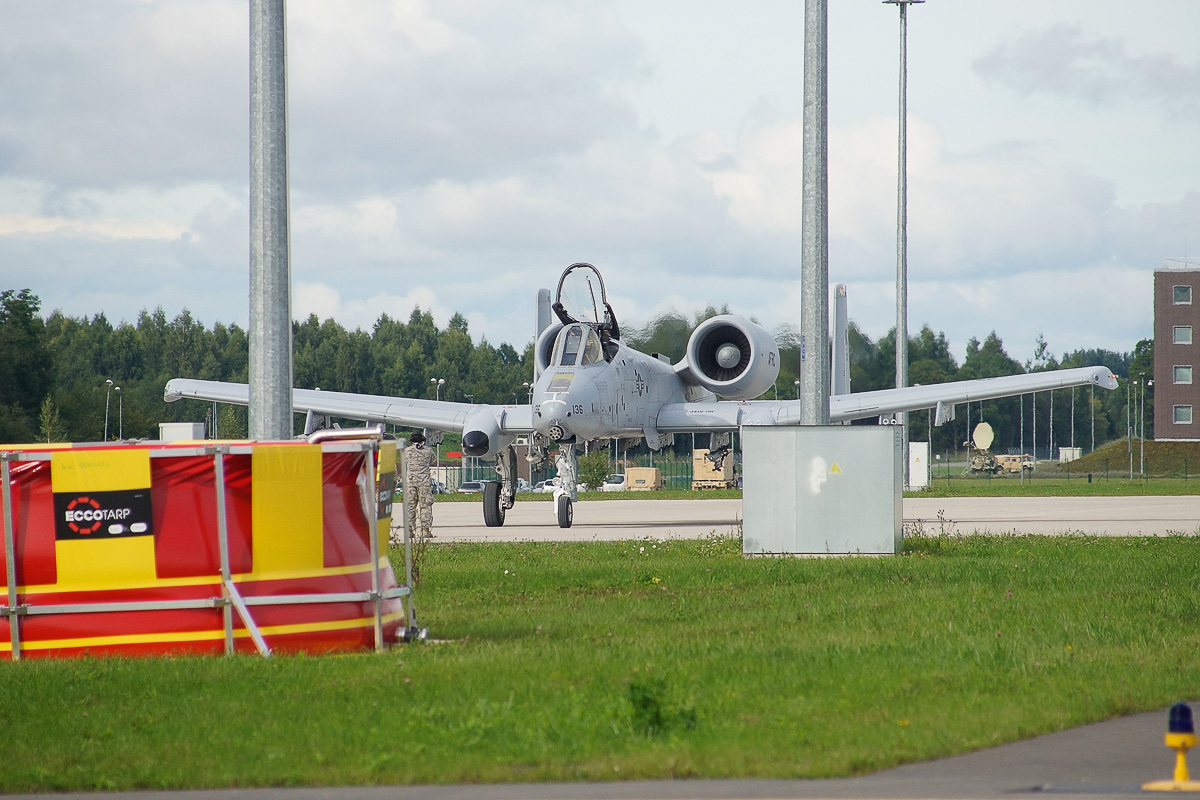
xmin=674 ymin=314 xmax=780 ymax=400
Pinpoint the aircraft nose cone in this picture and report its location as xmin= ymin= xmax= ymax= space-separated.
xmin=538 ymin=399 xmax=572 ymax=442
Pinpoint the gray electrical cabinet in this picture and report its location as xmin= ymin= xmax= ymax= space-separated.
xmin=741 ymin=426 xmax=902 ymax=555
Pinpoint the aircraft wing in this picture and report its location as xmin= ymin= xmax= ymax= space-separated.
xmin=655 ymin=366 xmax=1118 ymax=431
xmin=163 ymin=378 xmax=534 ymax=434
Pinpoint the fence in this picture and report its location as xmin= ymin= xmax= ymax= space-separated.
xmin=0 ymin=431 xmax=416 ymax=660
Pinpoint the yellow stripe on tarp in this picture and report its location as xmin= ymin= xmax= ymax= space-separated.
xmin=55 ymin=537 xmax=157 ymax=588
xmin=376 ymin=441 xmax=396 ymax=554
xmin=0 ymin=610 xmax=407 ymax=653
xmin=50 ymin=449 xmax=156 ymax=587
xmin=0 ymin=442 xmax=73 ymax=452
xmin=12 ymin=557 xmax=392 ymax=596
xmin=250 ymin=444 xmax=324 ymax=577
xmin=50 ymin=449 xmax=150 ymax=493
xmin=378 ymin=440 xmax=396 ymax=476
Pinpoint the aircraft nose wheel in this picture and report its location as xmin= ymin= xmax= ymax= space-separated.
xmin=483 ymin=481 xmax=506 ymax=527
xmin=556 ymin=495 xmax=573 ymax=528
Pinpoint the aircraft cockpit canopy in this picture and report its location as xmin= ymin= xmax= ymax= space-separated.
xmin=553 ymin=262 xmax=619 ymax=340
xmin=554 ymin=324 xmax=604 ymax=367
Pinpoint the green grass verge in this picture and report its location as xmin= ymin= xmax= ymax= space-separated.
xmin=2 ymin=534 xmax=1198 ymax=791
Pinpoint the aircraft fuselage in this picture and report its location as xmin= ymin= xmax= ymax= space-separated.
xmin=531 ymin=332 xmax=683 ymax=446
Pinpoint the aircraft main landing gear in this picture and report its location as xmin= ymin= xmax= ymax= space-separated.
xmin=483 ymin=480 xmax=505 ymax=527
xmin=555 ymin=494 xmax=573 ymax=528
xmin=483 ymin=445 xmax=519 ymax=527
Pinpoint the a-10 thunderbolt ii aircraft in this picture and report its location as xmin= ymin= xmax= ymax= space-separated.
xmin=165 ymin=262 xmax=1118 ymax=529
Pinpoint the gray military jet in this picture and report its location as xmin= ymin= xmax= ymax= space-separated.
xmin=165 ymin=262 xmax=1118 ymax=528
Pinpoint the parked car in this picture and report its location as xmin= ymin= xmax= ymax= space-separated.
xmin=457 ymin=480 xmax=484 ymax=493
xmin=601 ymin=473 xmax=626 ymax=492
xmin=533 ymin=480 xmax=555 ymax=493
xmin=516 ymin=477 xmax=532 ymax=492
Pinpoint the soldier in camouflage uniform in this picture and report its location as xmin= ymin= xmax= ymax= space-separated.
xmin=393 ymin=431 xmax=436 ymax=547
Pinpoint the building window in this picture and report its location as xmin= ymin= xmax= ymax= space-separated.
xmin=1175 ymin=326 xmax=1193 ymax=345
xmin=1175 ymin=405 xmax=1193 ymax=425
xmin=1176 ymin=366 xmax=1194 ymax=384
xmin=1175 ymin=285 xmax=1193 ymax=304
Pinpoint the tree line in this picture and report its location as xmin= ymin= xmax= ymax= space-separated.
xmin=0 ymin=288 xmax=1153 ymax=459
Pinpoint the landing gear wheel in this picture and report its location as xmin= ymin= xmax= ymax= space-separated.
xmin=556 ymin=495 xmax=573 ymax=528
xmin=483 ymin=481 xmax=506 ymax=527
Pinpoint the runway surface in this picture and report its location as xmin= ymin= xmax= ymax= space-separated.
xmin=425 ymin=494 xmax=1200 ymax=542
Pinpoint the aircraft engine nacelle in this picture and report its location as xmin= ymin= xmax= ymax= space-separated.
xmin=675 ymin=315 xmax=780 ymax=401
xmin=534 ymin=323 xmax=564 ymax=378
xmin=461 ymin=409 xmax=515 ymax=459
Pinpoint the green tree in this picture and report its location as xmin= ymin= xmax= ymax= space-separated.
xmin=577 ymin=448 xmax=610 ymax=490
xmin=0 ymin=289 xmax=53 ymax=443
xmin=38 ymin=396 xmax=67 ymax=443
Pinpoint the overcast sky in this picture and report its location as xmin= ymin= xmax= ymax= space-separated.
xmin=2 ymin=0 xmax=1197 ymax=367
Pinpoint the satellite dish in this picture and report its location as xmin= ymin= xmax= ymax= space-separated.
xmin=971 ymin=421 xmax=995 ymax=452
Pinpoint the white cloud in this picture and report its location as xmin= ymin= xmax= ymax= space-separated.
xmin=1 ymin=0 xmax=1198 ymax=369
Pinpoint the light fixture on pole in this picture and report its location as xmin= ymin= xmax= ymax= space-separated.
xmin=884 ymin=0 xmax=924 ymax=486
xmin=430 ymin=377 xmax=444 ymax=401
xmin=103 ymin=379 xmax=114 ymax=440
xmin=794 ymin=379 xmax=801 ymax=400
xmin=522 ymin=381 xmax=532 ymax=403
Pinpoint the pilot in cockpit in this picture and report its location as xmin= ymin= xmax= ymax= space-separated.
xmin=556 ymin=324 xmax=604 ymax=367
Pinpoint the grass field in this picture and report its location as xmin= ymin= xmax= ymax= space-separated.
xmin=2 ymin=533 xmax=1198 ymax=792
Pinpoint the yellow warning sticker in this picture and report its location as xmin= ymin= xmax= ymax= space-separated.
xmin=830 ymin=462 xmax=842 ymax=474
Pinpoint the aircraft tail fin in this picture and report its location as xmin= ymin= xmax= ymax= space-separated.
xmin=831 ymin=284 xmax=850 ymax=396
xmin=535 ymin=288 xmax=552 ymax=380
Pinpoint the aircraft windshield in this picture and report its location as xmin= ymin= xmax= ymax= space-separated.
xmin=555 ymin=324 xmax=604 ymax=366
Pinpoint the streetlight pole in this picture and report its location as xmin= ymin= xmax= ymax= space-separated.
xmin=1140 ymin=377 xmax=1151 ymax=476
xmin=103 ymin=379 xmax=113 ymax=440
xmin=798 ymin=0 xmax=830 ymax=426
xmin=884 ymin=0 xmax=924 ymax=487
xmin=793 ymin=379 xmax=800 ymax=400
xmin=114 ymin=386 xmax=123 ymax=441
xmin=430 ymin=377 xmax=444 ymax=482
xmin=522 ymin=381 xmax=532 ymax=403
xmin=1127 ymin=378 xmax=1133 ymax=479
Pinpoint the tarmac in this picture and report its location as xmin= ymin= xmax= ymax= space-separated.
xmin=429 ymin=494 xmax=1200 ymax=541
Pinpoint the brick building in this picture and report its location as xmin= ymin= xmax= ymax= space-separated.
xmin=1154 ymin=264 xmax=1200 ymax=440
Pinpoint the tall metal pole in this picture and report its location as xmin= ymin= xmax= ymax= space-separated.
xmin=249 ymin=0 xmax=294 ymax=440
xmin=885 ymin=0 xmax=923 ymax=482
xmin=1139 ymin=378 xmax=1145 ymax=476
xmin=1127 ymin=378 xmax=1133 ymax=479
xmin=799 ymin=0 xmax=830 ymax=425
xmin=103 ymin=379 xmax=113 ymax=441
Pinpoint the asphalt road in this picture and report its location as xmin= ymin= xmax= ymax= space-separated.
xmin=425 ymin=494 xmax=1200 ymax=542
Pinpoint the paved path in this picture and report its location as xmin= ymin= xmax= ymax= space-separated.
xmin=16 ymin=705 xmax=1189 ymax=798
xmin=426 ymin=495 xmax=1200 ymax=542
